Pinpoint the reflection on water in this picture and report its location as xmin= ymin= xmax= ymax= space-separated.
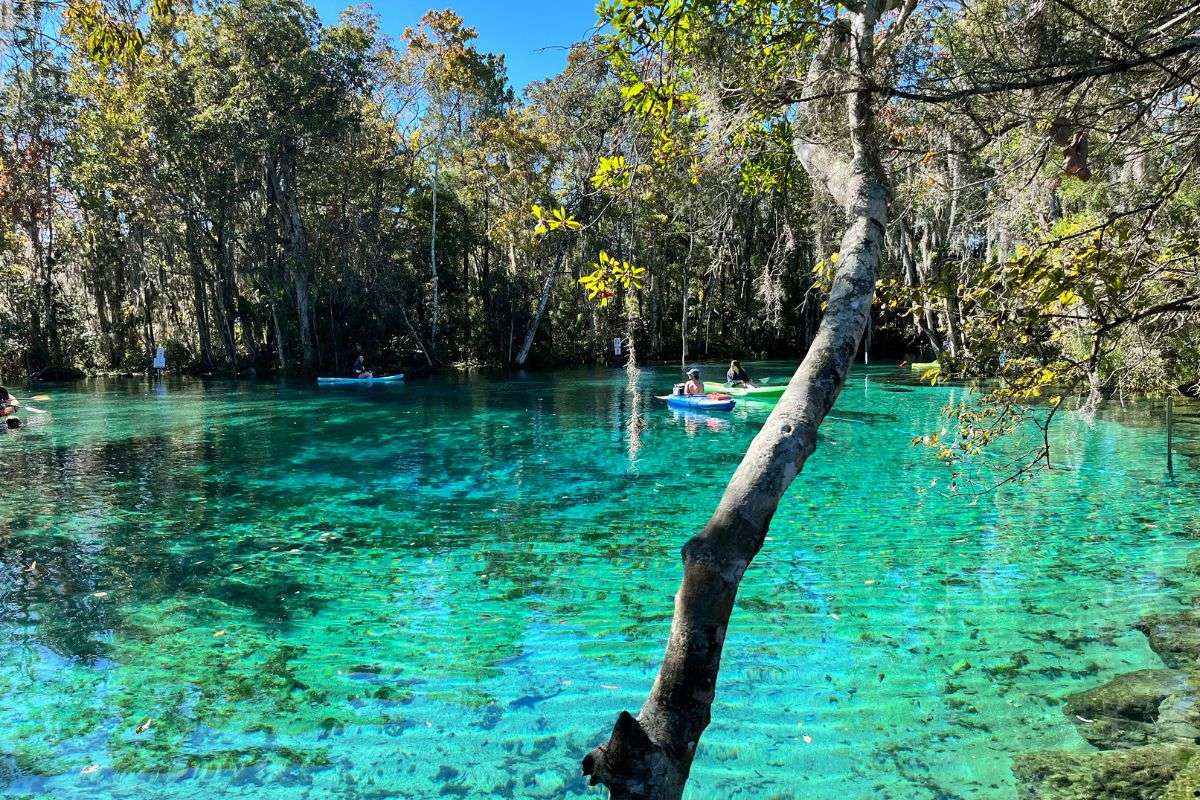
xmin=671 ymin=409 xmax=732 ymax=435
xmin=0 ymin=365 xmax=1197 ymax=799
xmin=624 ymin=365 xmax=645 ymax=469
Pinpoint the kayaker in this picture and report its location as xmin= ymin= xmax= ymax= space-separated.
xmin=726 ymin=360 xmax=756 ymax=388
xmin=683 ymin=368 xmax=705 ymax=395
xmin=352 ymin=350 xmax=373 ymax=379
xmin=0 ymin=387 xmax=18 ymax=416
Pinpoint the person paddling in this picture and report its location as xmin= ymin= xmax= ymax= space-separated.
xmin=352 ymin=350 xmax=373 ymax=379
xmin=726 ymin=360 xmax=756 ymax=388
xmin=683 ymin=368 xmax=705 ymax=395
xmin=0 ymin=387 xmax=19 ymax=416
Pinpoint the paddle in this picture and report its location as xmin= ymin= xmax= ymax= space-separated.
xmin=21 ymin=406 xmax=48 ymax=414
xmin=30 ymin=394 xmax=51 ymax=401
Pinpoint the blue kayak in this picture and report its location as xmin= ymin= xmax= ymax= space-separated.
xmin=661 ymin=394 xmax=736 ymax=412
xmin=317 ymin=374 xmax=405 ymax=385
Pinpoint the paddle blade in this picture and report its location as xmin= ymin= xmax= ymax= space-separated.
xmin=30 ymin=395 xmax=51 ymax=401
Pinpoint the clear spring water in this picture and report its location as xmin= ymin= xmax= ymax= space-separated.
xmin=1 ymin=364 xmax=1198 ymax=799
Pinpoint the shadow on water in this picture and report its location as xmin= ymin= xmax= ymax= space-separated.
xmin=1 ymin=432 xmax=336 ymax=662
xmin=827 ymin=408 xmax=899 ymax=424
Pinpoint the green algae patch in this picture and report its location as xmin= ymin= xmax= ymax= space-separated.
xmin=1014 ymin=745 xmax=1198 ymax=800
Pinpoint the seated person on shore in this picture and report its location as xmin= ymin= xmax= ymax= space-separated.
xmin=0 ymin=386 xmax=18 ymax=416
xmin=352 ymin=352 xmax=373 ymax=379
xmin=683 ymin=368 xmax=705 ymax=395
xmin=726 ymin=360 xmax=756 ymax=388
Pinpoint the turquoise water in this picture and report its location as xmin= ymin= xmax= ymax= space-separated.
xmin=1 ymin=365 xmax=1198 ymax=799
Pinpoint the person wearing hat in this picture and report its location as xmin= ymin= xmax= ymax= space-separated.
xmin=683 ymin=368 xmax=705 ymax=395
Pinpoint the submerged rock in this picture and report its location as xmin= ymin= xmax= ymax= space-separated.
xmin=1164 ymin=752 xmax=1200 ymax=800
xmin=1014 ymin=744 xmax=1198 ymax=800
xmin=1137 ymin=613 xmax=1200 ymax=670
xmin=1063 ymin=669 xmax=1200 ymax=749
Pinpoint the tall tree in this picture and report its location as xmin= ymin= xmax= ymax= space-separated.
xmin=579 ymin=0 xmax=1200 ymax=796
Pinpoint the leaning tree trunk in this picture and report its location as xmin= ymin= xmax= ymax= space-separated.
xmin=681 ymin=229 xmax=692 ymax=367
xmin=268 ymin=151 xmax=315 ymax=373
xmin=429 ymin=155 xmax=440 ymax=359
xmin=213 ymin=218 xmax=240 ymax=373
xmin=515 ymin=250 xmax=565 ymax=367
xmin=582 ymin=5 xmax=887 ymax=797
xmin=185 ymin=218 xmax=214 ymax=372
xmin=899 ymin=220 xmax=944 ymax=355
xmin=270 ymin=298 xmax=287 ymax=373
xmin=24 ymin=220 xmax=56 ymax=368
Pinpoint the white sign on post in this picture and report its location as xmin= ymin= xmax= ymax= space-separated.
xmin=613 ymin=337 xmax=623 ymax=356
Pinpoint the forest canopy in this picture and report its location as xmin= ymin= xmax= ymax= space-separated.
xmin=0 ymin=0 xmax=1196 ymax=408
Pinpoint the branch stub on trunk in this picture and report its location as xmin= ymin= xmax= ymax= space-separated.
xmin=583 ymin=711 xmax=678 ymax=799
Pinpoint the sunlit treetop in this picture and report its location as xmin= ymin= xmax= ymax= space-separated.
xmin=401 ymin=9 xmax=512 ymax=109
xmin=596 ymin=0 xmax=828 ymax=120
xmin=64 ymin=0 xmax=180 ymax=67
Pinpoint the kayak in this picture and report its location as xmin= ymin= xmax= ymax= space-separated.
xmin=703 ymin=381 xmax=786 ymax=399
xmin=317 ymin=374 xmax=405 ymax=385
xmin=909 ymin=361 xmax=940 ymax=371
xmin=660 ymin=393 xmax=736 ymax=412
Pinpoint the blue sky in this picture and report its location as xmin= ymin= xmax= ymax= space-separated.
xmin=309 ymin=1 xmax=601 ymax=92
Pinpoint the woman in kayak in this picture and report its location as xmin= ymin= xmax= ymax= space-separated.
xmin=0 ymin=387 xmax=18 ymax=416
xmin=683 ymin=368 xmax=705 ymax=395
xmin=726 ymin=360 xmax=756 ymax=388
xmin=352 ymin=350 xmax=373 ymax=379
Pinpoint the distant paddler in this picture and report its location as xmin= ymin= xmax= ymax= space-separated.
xmin=352 ymin=349 xmax=374 ymax=379
xmin=726 ymin=359 xmax=757 ymax=388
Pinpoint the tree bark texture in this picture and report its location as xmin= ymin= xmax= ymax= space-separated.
xmin=515 ymin=250 xmax=565 ymax=367
xmin=268 ymin=151 xmax=316 ymax=372
xmin=582 ymin=5 xmax=888 ymax=797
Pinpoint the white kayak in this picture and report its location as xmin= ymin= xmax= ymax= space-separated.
xmin=317 ymin=374 xmax=405 ymax=385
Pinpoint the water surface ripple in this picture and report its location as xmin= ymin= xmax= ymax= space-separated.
xmin=1 ymin=365 xmax=1197 ymax=799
